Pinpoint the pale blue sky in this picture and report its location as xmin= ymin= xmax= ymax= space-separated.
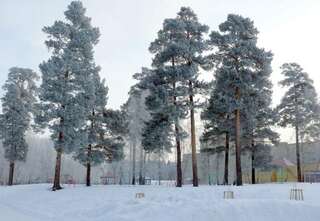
xmin=1 ymin=0 xmax=319 ymax=141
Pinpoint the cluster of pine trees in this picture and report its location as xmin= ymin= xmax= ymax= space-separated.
xmin=1 ymin=1 xmax=319 ymax=189
xmin=133 ymin=8 xmax=320 ymax=186
xmin=0 ymin=1 xmax=126 ymax=190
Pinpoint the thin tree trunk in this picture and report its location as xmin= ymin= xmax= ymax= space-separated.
xmin=251 ymin=138 xmax=256 ymax=184
xmin=189 ymin=81 xmax=198 ymax=187
xmin=131 ymin=142 xmax=136 ymax=185
xmin=86 ymin=145 xmax=92 ymax=186
xmin=175 ymin=122 xmax=182 ymax=187
xmin=138 ymin=146 xmax=144 ymax=185
xmin=142 ymin=151 xmax=147 ymax=185
xmin=295 ymin=124 xmax=302 ymax=182
xmin=216 ymin=153 xmax=219 ymax=185
xmin=224 ymin=132 xmax=229 ymax=185
xmin=235 ymin=86 xmax=242 ymax=186
xmin=52 ymin=148 xmax=62 ymax=191
xmin=119 ymin=164 xmax=123 ymax=185
xmin=128 ymin=140 xmax=132 ymax=184
xmin=207 ymin=153 xmax=211 ymax=185
xmin=300 ymin=134 xmax=305 ymax=182
xmin=8 ymin=161 xmax=14 ymax=186
xmin=294 ymin=88 xmax=302 ymax=182
xmin=158 ymin=151 xmax=161 ymax=185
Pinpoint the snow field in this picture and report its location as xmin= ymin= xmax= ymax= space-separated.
xmin=0 ymin=183 xmax=320 ymax=221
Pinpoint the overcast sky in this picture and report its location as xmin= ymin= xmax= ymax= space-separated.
xmin=1 ymin=0 xmax=319 ymax=142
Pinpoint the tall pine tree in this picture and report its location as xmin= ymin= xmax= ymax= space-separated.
xmin=277 ymin=63 xmax=320 ymax=182
xmin=146 ymin=15 xmax=192 ymax=187
xmin=209 ymin=14 xmax=271 ymax=185
xmin=37 ymin=1 xmax=100 ymax=190
xmin=174 ymin=7 xmax=209 ymax=187
xmin=239 ymin=44 xmax=278 ymax=184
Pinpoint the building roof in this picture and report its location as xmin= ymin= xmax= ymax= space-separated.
xmin=271 ymin=158 xmax=295 ymax=167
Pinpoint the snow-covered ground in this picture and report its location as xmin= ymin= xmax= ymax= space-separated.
xmin=0 ymin=183 xmax=319 ymax=221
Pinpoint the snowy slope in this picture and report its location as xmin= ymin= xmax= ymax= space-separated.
xmin=0 ymin=183 xmax=319 ymax=221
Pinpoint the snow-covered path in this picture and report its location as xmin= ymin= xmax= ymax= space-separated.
xmin=0 ymin=183 xmax=319 ymax=221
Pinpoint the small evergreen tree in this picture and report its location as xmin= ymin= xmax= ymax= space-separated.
xmin=74 ymin=74 xmax=109 ymax=186
xmin=0 ymin=67 xmax=38 ymax=186
xmin=277 ymin=62 xmax=320 ymax=182
xmin=123 ymin=85 xmax=150 ymax=185
xmin=201 ymin=77 xmax=234 ymax=185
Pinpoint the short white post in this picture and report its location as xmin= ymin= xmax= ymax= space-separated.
xmin=223 ymin=191 xmax=234 ymax=199
xmin=135 ymin=192 xmax=145 ymax=198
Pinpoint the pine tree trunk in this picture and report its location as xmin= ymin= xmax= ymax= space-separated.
xmin=138 ymin=146 xmax=144 ymax=185
xmin=119 ymin=164 xmax=123 ymax=185
xmin=294 ymin=89 xmax=303 ymax=182
xmin=295 ymin=124 xmax=302 ymax=182
xmin=207 ymin=153 xmax=211 ymax=185
xmin=251 ymin=156 xmax=255 ymax=184
xmin=216 ymin=153 xmax=219 ymax=184
xmin=131 ymin=142 xmax=136 ymax=185
xmin=142 ymin=151 xmax=147 ymax=185
xmin=235 ymin=86 xmax=243 ymax=186
xmin=251 ymin=138 xmax=256 ymax=184
xmin=175 ymin=123 xmax=183 ymax=187
xmin=52 ymin=148 xmax=62 ymax=191
xmin=86 ymin=162 xmax=91 ymax=186
xmin=224 ymin=132 xmax=229 ymax=185
xmin=128 ymin=139 xmax=133 ymax=184
xmin=171 ymin=58 xmax=182 ymax=187
xmin=189 ymin=81 xmax=198 ymax=187
xmin=8 ymin=161 xmax=15 ymax=186
xmin=158 ymin=151 xmax=161 ymax=185
xmin=300 ymin=135 xmax=305 ymax=182
xmin=86 ymin=145 xmax=92 ymax=187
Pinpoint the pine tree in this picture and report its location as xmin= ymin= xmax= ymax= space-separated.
xmin=141 ymin=112 xmax=172 ymax=155
xmin=0 ymin=67 xmax=38 ymax=186
xmin=239 ymin=44 xmax=278 ymax=184
xmin=139 ymin=7 xmax=209 ymax=187
xmin=73 ymin=76 xmax=125 ymax=186
xmin=175 ymin=7 xmax=209 ymax=187
xmin=208 ymin=14 xmax=269 ymax=186
xmin=201 ymin=77 xmax=234 ymax=185
xmin=123 ymin=85 xmax=150 ymax=185
xmin=36 ymin=1 xmax=100 ymax=190
xmin=141 ymin=111 xmax=172 ymax=185
xmin=242 ymin=98 xmax=279 ymax=184
xmin=132 ymin=16 xmax=190 ymax=187
xmin=139 ymin=81 xmax=174 ymax=186
xmin=277 ymin=62 xmax=320 ymax=182
xmin=303 ymin=121 xmax=320 ymax=143
xmin=102 ymin=108 xmax=127 ymax=162
xmin=135 ymin=90 xmax=150 ymax=185
xmin=252 ymin=143 xmax=273 ymax=172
